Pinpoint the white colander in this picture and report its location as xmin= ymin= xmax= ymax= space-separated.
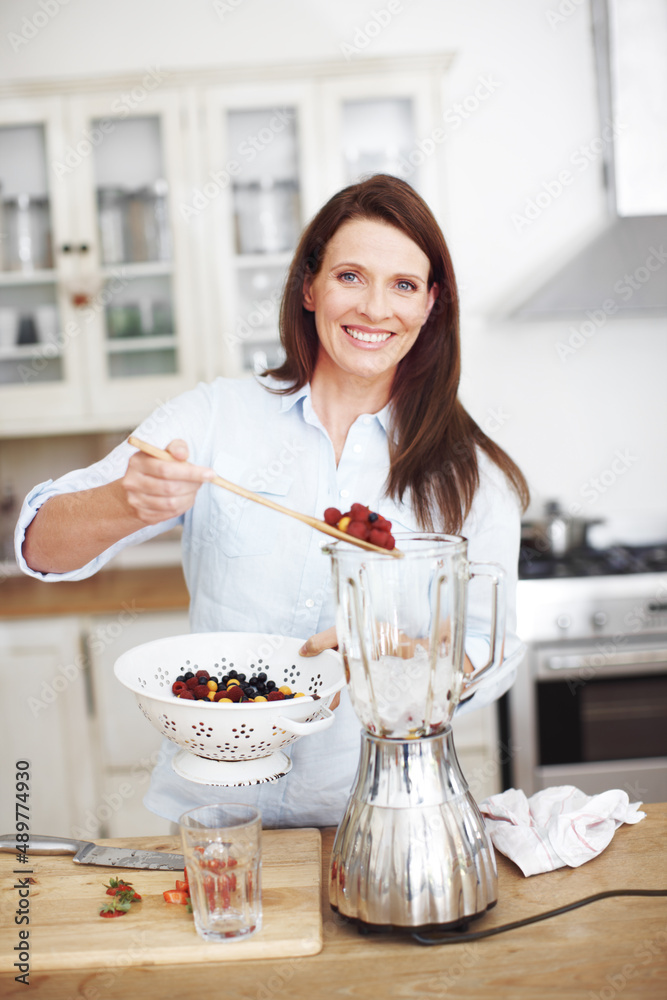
xmin=114 ymin=631 xmax=345 ymax=786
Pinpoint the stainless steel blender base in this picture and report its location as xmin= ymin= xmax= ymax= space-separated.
xmin=329 ymin=728 xmax=498 ymax=929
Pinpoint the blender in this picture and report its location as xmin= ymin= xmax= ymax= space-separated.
xmin=325 ymin=533 xmax=506 ymax=930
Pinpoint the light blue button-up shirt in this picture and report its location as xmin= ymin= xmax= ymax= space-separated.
xmin=15 ymin=375 xmax=523 ymax=827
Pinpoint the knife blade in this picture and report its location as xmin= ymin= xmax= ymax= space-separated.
xmin=0 ymin=834 xmax=184 ymax=871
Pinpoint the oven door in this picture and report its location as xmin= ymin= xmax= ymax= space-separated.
xmin=508 ymin=639 xmax=667 ymax=802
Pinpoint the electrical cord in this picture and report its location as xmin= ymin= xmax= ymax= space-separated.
xmin=412 ymin=888 xmax=667 ymax=946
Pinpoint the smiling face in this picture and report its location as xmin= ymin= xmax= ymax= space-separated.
xmin=303 ymin=217 xmax=438 ymax=389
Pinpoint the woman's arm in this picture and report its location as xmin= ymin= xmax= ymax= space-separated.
xmin=22 ymin=440 xmax=214 ymax=574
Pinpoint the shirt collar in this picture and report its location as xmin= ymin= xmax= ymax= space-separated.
xmin=272 ymin=377 xmax=392 ymax=435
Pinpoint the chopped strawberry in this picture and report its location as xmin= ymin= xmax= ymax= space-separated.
xmin=175 ymin=879 xmax=188 ymax=892
xmin=100 ymin=899 xmax=131 ymax=917
xmin=104 ymin=877 xmax=133 ymax=896
xmin=163 ymin=889 xmax=189 ymax=905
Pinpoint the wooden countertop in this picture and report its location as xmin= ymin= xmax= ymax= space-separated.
xmin=2 ymin=804 xmax=666 ymax=999
xmin=0 ymin=566 xmax=189 ymax=618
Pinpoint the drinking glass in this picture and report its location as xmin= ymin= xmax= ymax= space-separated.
xmin=179 ymin=803 xmax=261 ymax=942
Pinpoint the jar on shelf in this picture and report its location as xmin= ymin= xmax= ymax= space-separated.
xmin=3 ymin=193 xmax=53 ymax=271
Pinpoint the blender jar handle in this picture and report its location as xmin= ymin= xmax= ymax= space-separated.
xmin=462 ymin=562 xmax=506 ymax=695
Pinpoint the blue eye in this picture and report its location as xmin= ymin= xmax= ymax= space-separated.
xmin=339 ymin=272 xmax=358 ymax=283
xmin=396 ymin=280 xmax=416 ymax=291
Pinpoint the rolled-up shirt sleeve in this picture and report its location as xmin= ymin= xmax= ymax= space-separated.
xmin=12 ymin=382 xmax=215 ymax=581
xmin=14 ymin=440 xmax=183 ymax=582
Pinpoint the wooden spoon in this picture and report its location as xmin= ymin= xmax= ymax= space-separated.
xmin=128 ymin=436 xmax=403 ymax=558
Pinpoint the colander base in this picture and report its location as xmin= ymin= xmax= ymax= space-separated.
xmin=171 ymin=748 xmax=293 ymax=786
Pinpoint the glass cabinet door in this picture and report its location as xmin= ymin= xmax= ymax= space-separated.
xmin=0 ymin=102 xmax=87 ymax=432
xmin=203 ymin=83 xmax=320 ymax=377
xmin=91 ymin=116 xmax=177 ymax=381
xmin=319 ymin=73 xmax=441 ymax=208
xmin=68 ymin=92 xmax=197 ymax=424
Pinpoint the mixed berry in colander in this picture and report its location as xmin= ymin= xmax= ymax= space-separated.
xmin=172 ymin=667 xmax=305 ymax=703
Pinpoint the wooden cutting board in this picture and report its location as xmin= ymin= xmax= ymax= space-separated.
xmin=0 ymin=829 xmax=322 ymax=970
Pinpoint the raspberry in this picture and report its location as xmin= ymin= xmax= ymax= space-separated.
xmin=267 ymin=691 xmax=285 ymax=701
xmin=369 ymin=528 xmax=391 ymax=548
xmin=226 ymin=686 xmax=243 ymax=702
xmin=350 ymin=503 xmax=370 ymax=520
xmin=347 ymin=520 xmax=370 ymax=540
xmin=172 ymin=680 xmax=187 ymax=695
xmin=185 ymin=677 xmax=199 ymax=690
xmin=324 ymin=507 xmax=342 ymax=525
xmin=179 ymin=690 xmax=195 ymax=700
xmin=193 ymin=684 xmax=210 ymax=700
xmin=195 ymin=670 xmax=210 ymax=681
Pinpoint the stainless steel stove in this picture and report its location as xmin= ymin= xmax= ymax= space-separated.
xmin=506 ymin=543 xmax=667 ymax=803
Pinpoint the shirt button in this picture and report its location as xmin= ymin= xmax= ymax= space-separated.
xmin=363 ymin=417 xmax=372 ymax=426
xmin=353 ymin=444 xmax=362 ymax=454
xmin=340 ymin=489 xmax=350 ymax=499
xmin=305 ymin=598 xmax=314 ymax=608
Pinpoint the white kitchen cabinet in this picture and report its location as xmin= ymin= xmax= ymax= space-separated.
xmin=0 ymin=617 xmax=99 ymax=839
xmin=0 ymin=100 xmax=88 ymax=430
xmin=0 ymin=610 xmax=190 ymax=840
xmin=0 ymin=90 xmax=199 ymax=437
xmin=0 ymin=55 xmax=450 ymax=434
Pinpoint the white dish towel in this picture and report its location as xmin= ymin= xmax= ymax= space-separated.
xmin=478 ymin=786 xmax=646 ymax=877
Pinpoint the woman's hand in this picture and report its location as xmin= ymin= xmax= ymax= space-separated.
xmin=122 ymin=439 xmax=215 ymax=525
xmin=299 ymin=626 xmax=341 ymax=709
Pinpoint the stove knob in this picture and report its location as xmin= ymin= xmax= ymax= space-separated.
xmin=592 ymin=611 xmax=608 ymax=628
xmin=556 ymin=614 xmax=571 ymax=631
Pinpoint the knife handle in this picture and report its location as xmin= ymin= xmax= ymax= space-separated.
xmin=0 ymin=834 xmax=90 ymax=855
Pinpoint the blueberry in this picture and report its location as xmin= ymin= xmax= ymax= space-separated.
xmin=368 ymin=511 xmax=379 ymax=522
xmin=245 ymin=686 xmax=258 ymax=698
xmin=176 ymin=675 xmax=185 ymax=683
xmin=221 ymin=674 xmax=229 ymax=685
xmin=228 ymin=670 xmax=238 ymax=679
xmin=237 ymin=673 xmax=246 ymax=682
xmin=183 ymin=671 xmax=194 ymax=681
xmin=257 ymin=672 xmax=267 ymax=682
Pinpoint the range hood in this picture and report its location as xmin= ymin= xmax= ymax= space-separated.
xmin=515 ymin=0 xmax=667 ymax=318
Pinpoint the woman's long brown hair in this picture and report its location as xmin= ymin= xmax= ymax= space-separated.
xmin=266 ymin=174 xmax=529 ymax=532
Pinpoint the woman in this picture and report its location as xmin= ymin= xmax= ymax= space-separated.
xmin=17 ymin=174 xmax=529 ymax=827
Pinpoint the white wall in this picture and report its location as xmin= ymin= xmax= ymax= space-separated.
xmin=1 ymin=0 xmax=665 ymax=535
